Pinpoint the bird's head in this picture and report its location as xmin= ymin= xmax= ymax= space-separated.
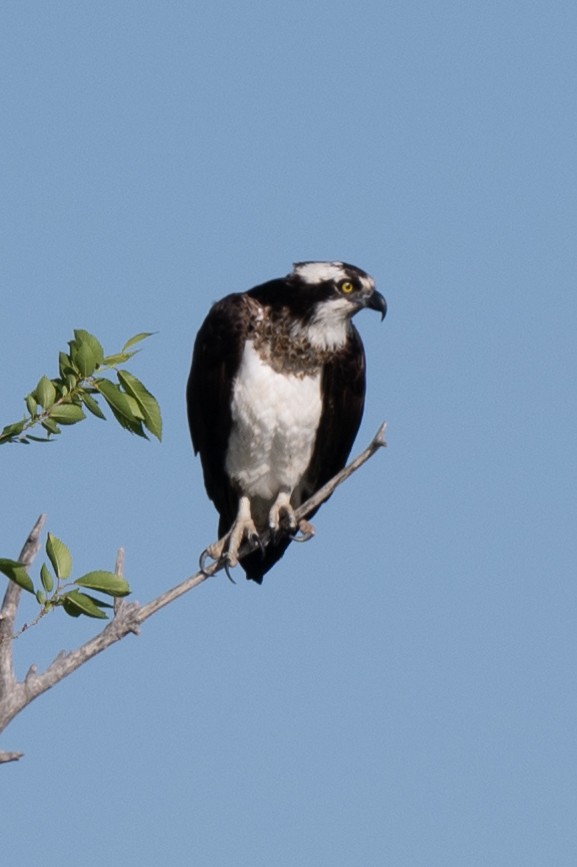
xmin=289 ymin=261 xmax=386 ymax=349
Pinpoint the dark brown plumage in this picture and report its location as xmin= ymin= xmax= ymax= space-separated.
xmin=187 ymin=262 xmax=385 ymax=582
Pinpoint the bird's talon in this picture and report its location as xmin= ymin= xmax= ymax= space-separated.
xmin=200 ymin=540 xmax=240 ymax=582
xmin=279 ymin=505 xmax=297 ymax=533
xmin=199 ymin=548 xmax=214 ymax=575
xmin=223 ymin=559 xmax=237 ymax=584
xmin=249 ymin=532 xmax=265 ymax=558
xmin=290 ymin=519 xmax=316 ymax=543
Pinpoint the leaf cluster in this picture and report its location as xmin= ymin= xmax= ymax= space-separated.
xmin=0 ymin=330 xmax=162 ymax=444
xmin=0 ymin=533 xmax=130 ymax=622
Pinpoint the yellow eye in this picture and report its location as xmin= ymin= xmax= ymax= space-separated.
xmin=340 ymin=281 xmax=354 ymax=294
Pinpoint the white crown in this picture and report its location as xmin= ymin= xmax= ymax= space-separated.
xmin=292 ymin=261 xmax=349 ymax=284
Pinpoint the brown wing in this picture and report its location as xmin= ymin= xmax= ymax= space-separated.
xmin=187 ymin=293 xmax=254 ymax=536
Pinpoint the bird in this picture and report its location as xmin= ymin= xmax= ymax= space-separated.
xmin=187 ymin=261 xmax=386 ymax=583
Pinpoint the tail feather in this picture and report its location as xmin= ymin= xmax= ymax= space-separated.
xmin=240 ymin=536 xmax=292 ymax=584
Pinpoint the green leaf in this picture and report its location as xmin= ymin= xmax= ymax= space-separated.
xmin=81 ymin=392 xmax=106 ymax=420
xmin=107 ymin=405 xmax=148 ymax=438
xmin=0 ymin=421 xmax=26 ymax=442
xmin=35 ymin=589 xmax=46 ymax=605
xmin=0 ymin=558 xmax=35 ymax=594
xmin=70 ymin=343 xmax=94 ymax=377
xmin=40 ymin=563 xmax=54 ymax=593
xmin=121 ymin=332 xmax=155 ymax=352
xmin=68 ymin=330 xmax=104 ymax=378
xmin=75 ymin=570 xmax=131 ymax=597
xmin=59 ymin=351 xmax=75 ymax=379
xmin=81 ymin=593 xmax=113 ymax=609
xmin=117 ymin=370 xmax=162 ymax=441
xmin=41 ymin=418 xmax=61 ymax=435
xmin=97 ymin=380 xmax=144 ymax=420
xmin=46 ymin=533 xmax=72 ymax=580
xmin=96 ymin=379 xmax=147 ymax=436
xmin=69 ymin=343 xmax=94 ymax=378
xmin=35 ymin=376 xmax=57 ymax=409
xmin=100 ymin=352 xmax=134 ymax=367
xmin=26 ymin=393 xmax=38 ymax=416
xmin=61 ymin=589 xmax=109 ymax=619
xmin=61 ymin=597 xmax=81 ymax=617
xmin=48 ymin=404 xmax=86 ymax=425
xmin=73 ymin=330 xmax=105 ymax=366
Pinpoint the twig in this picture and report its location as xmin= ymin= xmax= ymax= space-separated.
xmin=295 ymin=420 xmax=387 ymax=520
xmin=0 ymin=514 xmax=47 ymax=629
xmin=0 ymin=750 xmax=24 ymax=764
xmin=136 ymin=422 xmax=387 ymax=621
xmin=0 ymin=424 xmax=387 ymax=754
xmin=0 ymin=515 xmax=47 ymax=695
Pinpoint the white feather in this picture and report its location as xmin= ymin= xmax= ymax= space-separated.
xmin=293 ymin=261 xmax=349 ymax=284
xmin=297 ymin=296 xmax=352 ymax=350
xmin=226 ymin=342 xmax=322 ymax=501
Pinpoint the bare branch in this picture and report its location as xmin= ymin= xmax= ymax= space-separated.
xmin=0 ymin=514 xmax=48 ymax=760
xmin=295 ymin=421 xmax=387 ymax=521
xmin=0 ymin=424 xmax=387 ymax=754
xmin=0 ymin=750 xmax=24 ymax=764
xmin=137 ymin=422 xmax=387 ymax=621
xmin=0 ymin=515 xmax=47 ymax=697
xmin=0 ymin=513 xmax=47 ymax=627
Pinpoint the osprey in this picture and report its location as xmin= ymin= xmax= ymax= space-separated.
xmin=187 ymin=261 xmax=386 ymax=583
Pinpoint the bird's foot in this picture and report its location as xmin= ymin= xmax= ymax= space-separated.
xmin=199 ymin=514 xmax=262 ymax=580
xmin=268 ymin=494 xmax=314 ymax=543
xmin=268 ymin=493 xmax=297 ymax=535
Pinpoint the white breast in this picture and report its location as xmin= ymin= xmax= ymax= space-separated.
xmin=226 ymin=341 xmax=322 ymax=501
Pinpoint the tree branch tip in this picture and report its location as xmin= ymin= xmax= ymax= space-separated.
xmin=115 ymin=547 xmax=125 ymax=576
xmin=373 ymin=421 xmax=388 ymax=448
xmin=40 ymin=650 xmax=67 ymax=675
xmin=17 ymin=513 xmax=48 ymax=569
xmin=25 ymin=664 xmax=38 ymax=681
xmin=27 ymin=513 xmax=47 ymax=544
xmin=0 ymin=751 xmax=24 ymax=764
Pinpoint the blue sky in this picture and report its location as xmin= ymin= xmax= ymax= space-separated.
xmin=2 ymin=2 xmax=576 ymax=864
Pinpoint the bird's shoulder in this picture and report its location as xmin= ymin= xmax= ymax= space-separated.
xmin=197 ymin=291 xmax=264 ymax=346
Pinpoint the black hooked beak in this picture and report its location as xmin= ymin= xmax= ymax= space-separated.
xmin=366 ymin=289 xmax=387 ymax=321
